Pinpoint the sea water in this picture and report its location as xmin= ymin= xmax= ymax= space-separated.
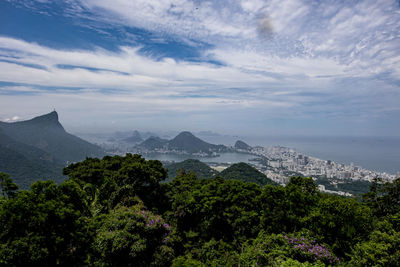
xmin=199 ymin=135 xmax=400 ymax=175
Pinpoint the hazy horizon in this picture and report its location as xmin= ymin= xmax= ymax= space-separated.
xmin=1 ymin=1 xmax=400 ymax=137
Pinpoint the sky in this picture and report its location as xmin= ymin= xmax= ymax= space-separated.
xmin=0 ymin=0 xmax=400 ymax=137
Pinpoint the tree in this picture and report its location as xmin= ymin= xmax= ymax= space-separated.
xmin=350 ymin=221 xmax=400 ymax=266
xmin=304 ymin=195 xmax=372 ymax=257
xmin=165 ymin=174 xmax=262 ymax=260
xmin=0 ymin=172 xmax=18 ymax=198
xmin=363 ymin=178 xmax=400 ymax=217
xmin=0 ymin=180 xmax=90 ymax=266
xmin=63 ymin=154 xmax=168 ymax=215
xmin=260 ymin=177 xmax=318 ymax=233
xmin=91 ymin=204 xmax=174 ymax=266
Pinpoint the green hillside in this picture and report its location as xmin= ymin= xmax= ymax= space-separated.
xmin=164 ymin=159 xmax=218 ymax=181
xmin=220 ymin=162 xmax=277 ymax=186
xmin=0 ymin=128 xmax=64 ymax=188
xmin=0 ymin=111 xmax=105 ymax=188
xmin=0 ymin=111 xmax=104 ymax=163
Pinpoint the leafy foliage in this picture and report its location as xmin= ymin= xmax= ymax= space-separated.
xmin=91 ymin=204 xmax=174 ymax=266
xmin=239 ymin=232 xmax=337 ymax=266
xmin=0 ymin=154 xmax=399 ymax=266
xmin=164 ymin=159 xmax=218 ymax=181
xmin=0 ymin=180 xmax=90 ymax=266
xmin=0 ymin=172 xmax=18 ymax=198
xmin=63 ymin=153 xmax=167 ymax=214
xmin=315 ymin=176 xmax=371 ymax=196
xmin=220 ymin=162 xmax=277 ymax=186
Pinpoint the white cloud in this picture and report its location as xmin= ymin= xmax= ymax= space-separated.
xmin=80 ymin=0 xmax=256 ymax=41
xmin=0 ymin=36 xmax=279 ymax=91
xmin=1 ymin=0 xmax=400 ymax=134
xmin=3 ymin=116 xmax=20 ymax=122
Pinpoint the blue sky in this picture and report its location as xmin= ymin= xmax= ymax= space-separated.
xmin=0 ymin=0 xmax=400 ymax=137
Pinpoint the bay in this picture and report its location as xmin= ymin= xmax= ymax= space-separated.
xmin=198 ymin=135 xmax=400 ymax=175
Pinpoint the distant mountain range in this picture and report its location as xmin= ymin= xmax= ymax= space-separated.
xmin=0 ymin=112 xmax=259 ymax=188
xmin=0 ymin=111 xmax=105 ymax=188
xmin=138 ymin=131 xmax=227 ymax=154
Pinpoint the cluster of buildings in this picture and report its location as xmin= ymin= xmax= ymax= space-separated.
xmin=249 ymin=146 xmax=397 ymax=185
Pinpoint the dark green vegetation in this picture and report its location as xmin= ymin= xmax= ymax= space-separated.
xmin=0 ymin=128 xmax=63 ymax=188
xmin=316 ymin=177 xmax=371 ymax=196
xmin=0 ymin=154 xmax=399 ymax=266
xmin=164 ymin=160 xmax=275 ymax=186
xmin=0 ymin=112 xmax=105 ymax=189
xmin=164 ymin=159 xmax=218 ymax=181
xmin=220 ymin=162 xmax=277 ymax=186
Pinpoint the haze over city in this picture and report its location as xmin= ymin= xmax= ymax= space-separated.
xmin=1 ymin=0 xmax=400 ymax=137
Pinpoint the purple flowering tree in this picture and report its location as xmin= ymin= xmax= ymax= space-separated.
xmin=92 ymin=204 xmax=174 ymax=266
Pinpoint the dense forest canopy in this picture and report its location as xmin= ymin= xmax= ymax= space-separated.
xmin=164 ymin=159 xmax=218 ymax=181
xmin=0 ymin=154 xmax=399 ymax=266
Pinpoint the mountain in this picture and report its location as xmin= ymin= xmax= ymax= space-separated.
xmin=219 ymin=162 xmax=277 ymax=186
xmin=123 ymin=130 xmax=143 ymax=143
xmin=0 ymin=111 xmax=105 ymax=188
xmin=141 ymin=131 xmax=160 ymax=140
xmin=137 ymin=132 xmax=226 ymax=154
xmin=0 ymin=111 xmax=104 ymax=163
xmin=0 ymin=128 xmax=65 ymax=188
xmin=167 ymin=131 xmax=226 ymax=153
xmin=234 ymin=140 xmax=252 ymax=150
xmin=139 ymin=136 xmax=168 ymax=150
xmin=164 ymin=159 xmax=218 ymax=181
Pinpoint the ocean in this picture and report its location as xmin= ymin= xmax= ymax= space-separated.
xmin=195 ymin=135 xmax=400 ymax=175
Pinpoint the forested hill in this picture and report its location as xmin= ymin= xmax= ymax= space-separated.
xmin=164 ymin=160 xmax=277 ymax=186
xmin=164 ymin=159 xmax=218 ymax=181
xmin=0 ymin=111 xmax=104 ymax=163
xmin=0 ymin=154 xmax=399 ymax=266
xmin=0 ymin=111 xmax=105 ymax=188
xmin=0 ymin=128 xmax=64 ymax=188
xmin=220 ymin=162 xmax=277 ymax=186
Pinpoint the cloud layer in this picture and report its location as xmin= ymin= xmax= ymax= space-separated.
xmin=1 ymin=0 xmax=400 ymax=135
